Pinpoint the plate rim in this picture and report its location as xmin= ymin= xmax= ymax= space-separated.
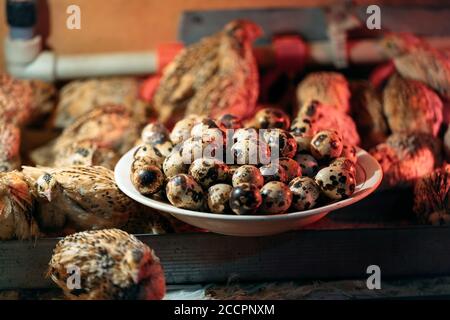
xmin=115 ymin=147 xmax=383 ymax=222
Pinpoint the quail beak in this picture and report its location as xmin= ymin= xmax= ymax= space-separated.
xmin=43 ymin=189 xmax=53 ymax=202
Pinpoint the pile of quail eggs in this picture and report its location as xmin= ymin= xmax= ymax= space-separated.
xmin=130 ymin=108 xmax=357 ymax=215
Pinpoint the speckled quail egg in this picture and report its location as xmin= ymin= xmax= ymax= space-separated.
xmin=163 ymin=146 xmax=190 ymax=178
xmin=289 ymin=177 xmax=320 ymax=211
xmin=216 ymin=114 xmax=243 ymax=131
xmin=152 ymin=141 xmax=173 ymax=158
xmin=133 ymin=144 xmax=166 ymax=168
xmin=330 ymin=157 xmax=356 ymax=177
xmin=191 ymin=118 xmax=224 ymax=143
xmin=229 ymin=184 xmax=262 ymax=215
xmin=232 ymin=165 xmax=264 ymax=189
xmin=341 ymin=144 xmax=357 ymax=163
xmin=141 ymin=122 xmax=170 ymax=145
xmin=259 ymin=181 xmax=292 ymax=214
xmin=207 ymin=184 xmax=233 ymax=214
xmin=259 ymin=163 xmax=288 ymax=184
xmin=231 ymin=139 xmax=271 ymax=165
xmin=279 ymin=157 xmax=302 ymax=181
xmin=181 ymin=137 xmax=223 ymax=163
xmin=294 ymin=153 xmax=319 ymax=177
xmin=141 ymin=122 xmax=174 ymax=157
xmin=188 ymin=158 xmax=229 ymax=188
xmin=310 ymin=130 xmax=343 ymax=160
xmin=315 ymin=166 xmax=356 ymax=200
xmin=290 ymin=115 xmax=314 ymax=136
xmin=232 ymin=128 xmax=259 ymax=142
xmin=252 ymin=107 xmax=291 ymax=130
xmin=166 ymin=174 xmax=205 ymax=210
xmin=262 ymin=129 xmax=297 ymax=158
xmin=131 ymin=162 xmax=165 ymax=195
xmin=170 ymin=116 xmax=201 ymax=145
xmin=191 ymin=118 xmax=219 ymax=135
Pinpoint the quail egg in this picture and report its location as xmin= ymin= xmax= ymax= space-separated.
xmin=289 ymin=177 xmax=320 ymax=211
xmin=231 ymin=139 xmax=271 ymax=165
xmin=207 ymin=184 xmax=233 ymax=214
xmin=181 ymin=137 xmax=222 ymax=163
xmin=189 ymin=158 xmax=229 ymax=188
xmin=140 ymin=122 xmax=173 ymax=156
xmin=259 ymin=163 xmax=288 ymax=184
xmin=262 ymin=129 xmax=297 ymax=158
xmin=133 ymin=144 xmax=165 ymax=168
xmin=141 ymin=122 xmax=171 ymax=145
xmin=252 ymin=107 xmax=291 ymax=130
xmin=191 ymin=118 xmax=224 ymax=143
xmin=131 ymin=162 xmax=165 ymax=195
xmin=163 ymin=147 xmax=190 ymax=178
xmin=232 ymin=165 xmax=264 ymax=188
xmin=259 ymin=181 xmax=293 ymax=214
xmin=233 ymin=128 xmax=259 ymax=142
xmin=191 ymin=118 xmax=219 ymax=135
xmin=341 ymin=144 xmax=357 ymax=163
xmin=330 ymin=157 xmax=356 ymax=177
xmin=290 ymin=115 xmax=314 ymax=136
xmin=152 ymin=141 xmax=173 ymax=158
xmin=310 ymin=130 xmax=343 ymax=160
xmin=170 ymin=116 xmax=202 ymax=145
xmin=216 ymin=114 xmax=243 ymax=131
xmin=315 ymin=166 xmax=356 ymax=200
xmin=166 ymin=174 xmax=205 ymax=210
xmin=294 ymin=153 xmax=319 ymax=177
xmin=229 ymin=184 xmax=262 ymax=215
xmin=279 ymin=157 xmax=302 ymax=181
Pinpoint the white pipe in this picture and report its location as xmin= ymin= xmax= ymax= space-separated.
xmin=5 ymin=35 xmax=450 ymax=82
xmin=55 ymin=52 xmax=157 ymax=79
xmin=5 ymin=35 xmax=158 ymax=81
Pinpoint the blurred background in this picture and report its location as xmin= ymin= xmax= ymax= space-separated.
xmin=0 ymin=0 xmax=442 ymax=70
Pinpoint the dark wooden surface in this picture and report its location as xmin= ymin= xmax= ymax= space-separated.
xmin=1 ymin=188 xmax=448 ymax=290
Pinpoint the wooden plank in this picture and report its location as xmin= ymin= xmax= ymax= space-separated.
xmin=180 ymin=6 xmax=450 ymax=45
xmin=1 ymin=225 xmax=450 ymax=289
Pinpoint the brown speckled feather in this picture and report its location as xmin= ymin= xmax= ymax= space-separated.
xmin=297 ymin=72 xmax=351 ymax=114
xmin=381 ymin=33 xmax=450 ymax=99
xmin=48 ymin=229 xmax=165 ymax=300
xmin=22 ymin=166 xmax=136 ymax=231
xmin=0 ymin=73 xmax=55 ymax=126
xmin=55 ymin=77 xmax=142 ymax=128
xmin=0 ymin=123 xmax=21 ymax=172
xmin=383 ymin=74 xmax=443 ymax=137
xmin=0 ymin=171 xmax=39 ymax=240
xmin=153 ymin=20 xmax=261 ymax=125
xmin=54 ymin=104 xmax=141 ymax=155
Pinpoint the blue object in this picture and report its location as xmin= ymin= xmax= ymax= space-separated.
xmin=6 ymin=0 xmax=37 ymax=40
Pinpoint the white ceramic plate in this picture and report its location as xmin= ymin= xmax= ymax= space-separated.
xmin=115 ymin=147 xmax=382 ymax=236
